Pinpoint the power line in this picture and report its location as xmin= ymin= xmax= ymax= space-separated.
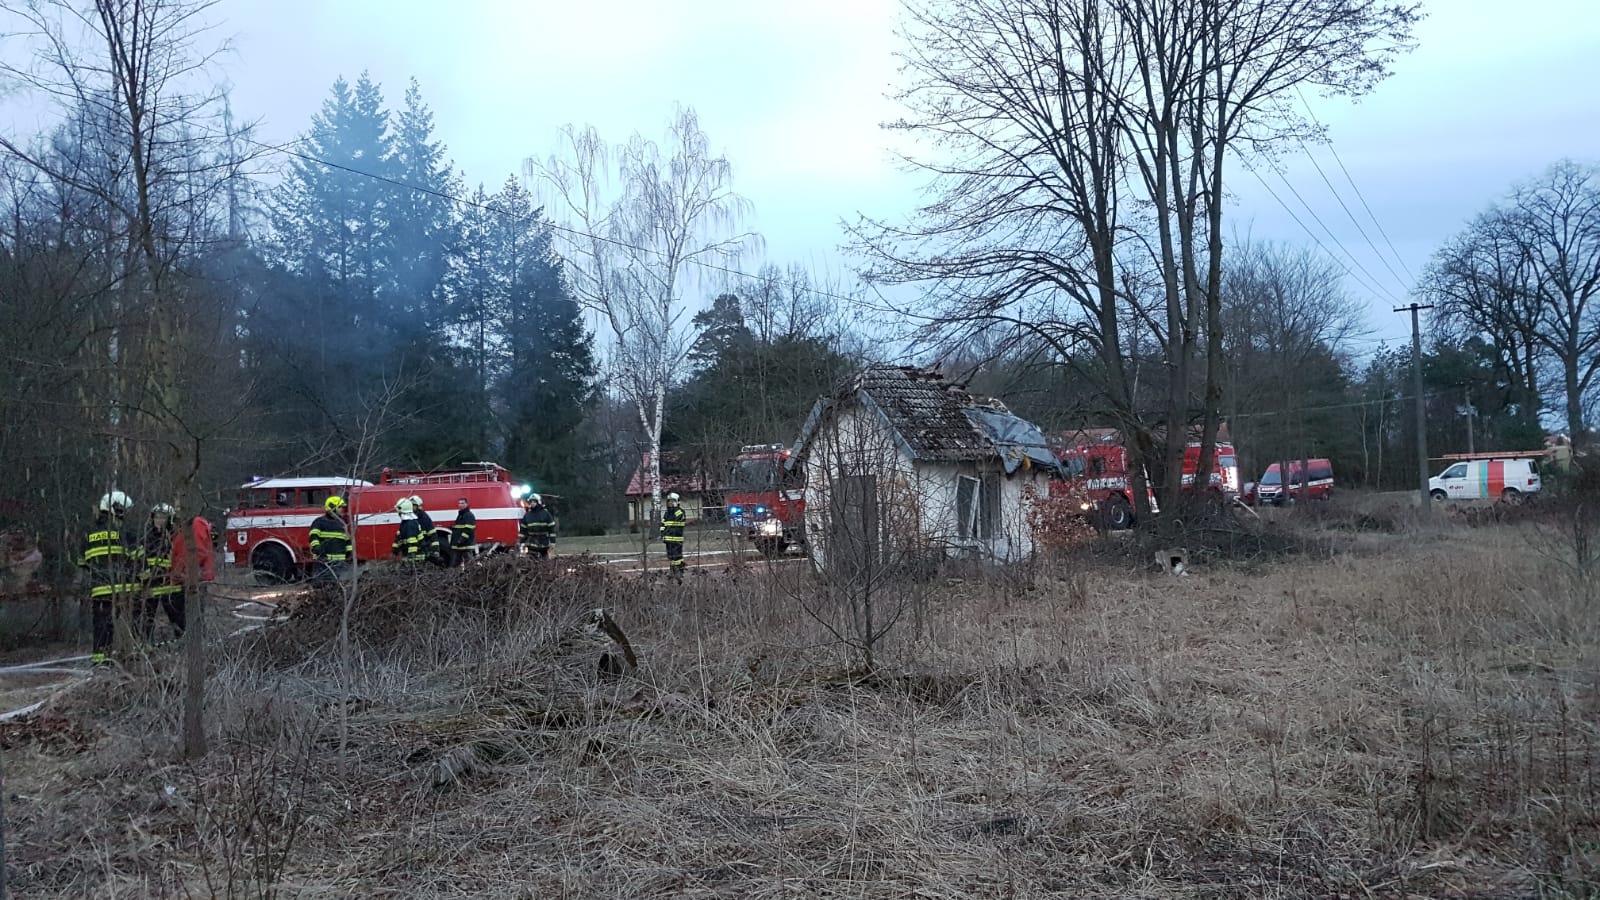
xmin=1294 ymin=141 xmax=1411 ymax=296
xmin=1228 ymin=388 xmax=1445 ymax=420
xmin=1239 ymin=159 xmax=1400 ymax=305
xmin=1267 ymin=165 xmax=1404 ymax=306
xmin=1296 ymin=87 xmax=1418 ymax=284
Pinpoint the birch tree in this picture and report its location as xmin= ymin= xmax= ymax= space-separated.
xmin=531 ymin=107 xmax=756 ymax=519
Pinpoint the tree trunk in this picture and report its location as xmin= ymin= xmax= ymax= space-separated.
xmin=181 ymin=507 xmax=206 ymax=759
xmin=1565 ymin=353 xmax=1584 ymax=443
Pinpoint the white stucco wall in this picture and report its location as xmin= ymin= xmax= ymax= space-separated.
xmin=802 ymin=400 xmax=1049 ymax=567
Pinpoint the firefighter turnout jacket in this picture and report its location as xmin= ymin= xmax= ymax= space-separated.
xmin=660 ymin=506 xmax=687 ymax=544
xmin=140 ymin=521 xmax=182 ymax=598
xmin=80 ymin=513 xmax=140 ymax=599
xmin=309 ymin=513 xmax=352 ymax=562
xmin=451 ymin=508 xmax=477 ymax=549
xmin=519 ymin=505 xmax=556 ymax=548
xmin=393 ymin=517 xmax=423 ymax=560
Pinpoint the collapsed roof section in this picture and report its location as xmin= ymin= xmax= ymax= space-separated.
xmin=793 ymin=366 xmax=1061 ymax=476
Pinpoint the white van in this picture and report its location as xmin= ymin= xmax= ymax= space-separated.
xmin=1429 ymin=457 xmax=1542 ymax=501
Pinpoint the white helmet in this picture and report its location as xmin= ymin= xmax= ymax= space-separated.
xmin=529 ymin=493 xmax=543 ymax=505
xmin=151 ymin=502 xmax=176 ymax=517
xmin=666 ymin=492 xmax=681 ymax=503
xmin=409 ymin=495 xmax=425 ymax=508
xmin=395 ymin=498 xmax=415 ymax=515
xmin=99 ymin=491 xmax=133 ymax=514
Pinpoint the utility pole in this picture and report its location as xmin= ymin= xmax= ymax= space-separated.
xmin=1463 ymin=386 xmax=1475 ymax=455
xmin=1397 ymin=303 xmax=1434 ymax=512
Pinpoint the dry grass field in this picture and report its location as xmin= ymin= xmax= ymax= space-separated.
xmin=3 ymin=507 xmax=1597 ymax=898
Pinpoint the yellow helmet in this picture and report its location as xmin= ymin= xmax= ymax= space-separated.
xmin=325 ymin=496 xmax=345 ymax=512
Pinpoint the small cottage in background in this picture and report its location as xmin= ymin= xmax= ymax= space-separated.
xmin=623 ymin=452 xmax=721 ymax=527
xmin=791 ymin=366 xmax=1060 ymax=571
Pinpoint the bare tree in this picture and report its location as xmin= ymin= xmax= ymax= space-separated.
xmin=1113 ymin=0 xmax=1417 ymax=504
xmin=1 ymin=0 xmax=255 ymax=759
xmin=854 ymin=0 xmax=1418 ymax=518
xmin=531 ymin=107 xmax=756 ymax=522
xmin=853 ymin=0 xmax=1156 ymax=515
xmin=1509 ymin=160 xmax=1600 ymax=441
xmin=1222 ymin=239 xmax=1366 ymax=487
xmin=1421 ymin=208 xmax=1547 ymax=434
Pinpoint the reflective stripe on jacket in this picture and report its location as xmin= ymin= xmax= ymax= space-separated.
xmin=660 ymin=507 xmax=687 ymax=543
xmin=80 ymin=515 xmax=140 ymax=598
xmin=451 ymin=509 xmax=477 ymax=548
xmin=309 ymin=513 xmax=352 ymax=562
xmin=520 ymin=507 xmax=556 ymax=547
xmin=393 ymin=518 xmax=423 ymax=560
xmin=141 ymin=522 xmax=180 ymax=596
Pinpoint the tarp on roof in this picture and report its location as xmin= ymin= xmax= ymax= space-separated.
xmin=965 ymin=407 xmax=1062 ymax=475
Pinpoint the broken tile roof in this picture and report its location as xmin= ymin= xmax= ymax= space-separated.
xmin=795 ymin=366 xmax=1060 ymax=474
xmin=623 ymin=452 xmax=721 ymax=497
xmin=857 ymin=366 xmax=998 ymax=460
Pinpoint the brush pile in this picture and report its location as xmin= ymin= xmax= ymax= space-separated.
xmin=248 ymin=554 xmax=633 ymax=661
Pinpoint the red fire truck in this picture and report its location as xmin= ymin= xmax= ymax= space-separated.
xmin=223 ymin=463 xmax=528 ymax=580
xmin=725 ymin=443 xmax=806 ymax=556
xmin=1053 ymin=437 xmax=1240 ymax=529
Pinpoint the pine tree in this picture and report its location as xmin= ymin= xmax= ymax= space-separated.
xmin=385 ymin=78 xmax=459 ymax=333
xmin=491 ymin=176 xmax=598 ymax=516
xmin=449 ymin=183 xmax=504 ymax=453
xmin=248 ymin=73 xmax=399 ymax=469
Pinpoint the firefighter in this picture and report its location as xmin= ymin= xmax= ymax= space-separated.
xmin=79 ymin=490 xmax=140 ymax=662
xmin=167 ymin=512 xmax=215 ymax=632
xmin=392 ymin=498 xmax=423 ymax=562
xmin=138 ymin=502 xmax=186 ymax=641
xmin=410 ymin=494 xmax=446 ymax=565
xmin=519 ymin=493 xmax=556 ymax=558
xmin=451 ymin=497 xmax=476 ymax=563
xmin=309 ymin=496 xmax=353 ymax=580
xmin=660 ymin=492 xmax=687 ymax=579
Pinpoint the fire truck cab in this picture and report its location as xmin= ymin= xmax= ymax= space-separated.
xmin=1053 ymin=438 xmax=1239 ymax=529
xmin=224 ymin=462 xmax=527 ymax=580
xmin=726 ymin=443 xmax=806 ymax=556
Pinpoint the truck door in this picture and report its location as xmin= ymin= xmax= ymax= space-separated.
xmin=1438 ymin=462 xmax=1470 ymax=499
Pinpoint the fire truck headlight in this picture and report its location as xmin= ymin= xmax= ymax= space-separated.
xmin=1080 ymin=502 xmax=1093 ymax=511
xmin=756 ymin=505 xmax=768 ymax=515
xmin=758 ymin=519 xmax=784 ymax=537
xmin=730 ymin=505 xmax=743 ymax=516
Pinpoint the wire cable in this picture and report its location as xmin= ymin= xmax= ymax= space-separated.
xmin=1295 ymin=87 xmax=1418 ymax=284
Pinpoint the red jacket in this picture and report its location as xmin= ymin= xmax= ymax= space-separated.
xmin=169 ymin=516 xmax=216 ymax=584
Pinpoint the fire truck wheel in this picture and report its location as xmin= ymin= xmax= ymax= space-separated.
xmin=755 ymin=537 xmax=785 ymax=558
xmin=251 ymin=543 xmax=296 ymax=583
xmin=1105 ymin=498 xmax=1133 ymax=530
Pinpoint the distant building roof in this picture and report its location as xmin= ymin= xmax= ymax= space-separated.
xmin=623 ymin=452 xmax=721 ymax=497
xmin=795 ymin=366 xmax=1060 ymax=475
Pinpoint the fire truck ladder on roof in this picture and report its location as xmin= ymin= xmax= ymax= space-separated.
xmin=378 ymin=462 xmax=510 ymax=485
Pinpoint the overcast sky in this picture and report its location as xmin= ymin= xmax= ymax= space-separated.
xmin=13 ymin=0 xmax=1600 ymax=351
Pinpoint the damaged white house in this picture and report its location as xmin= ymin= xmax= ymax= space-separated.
xmin=791 ymin=366 xmax=1061 ymax=572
